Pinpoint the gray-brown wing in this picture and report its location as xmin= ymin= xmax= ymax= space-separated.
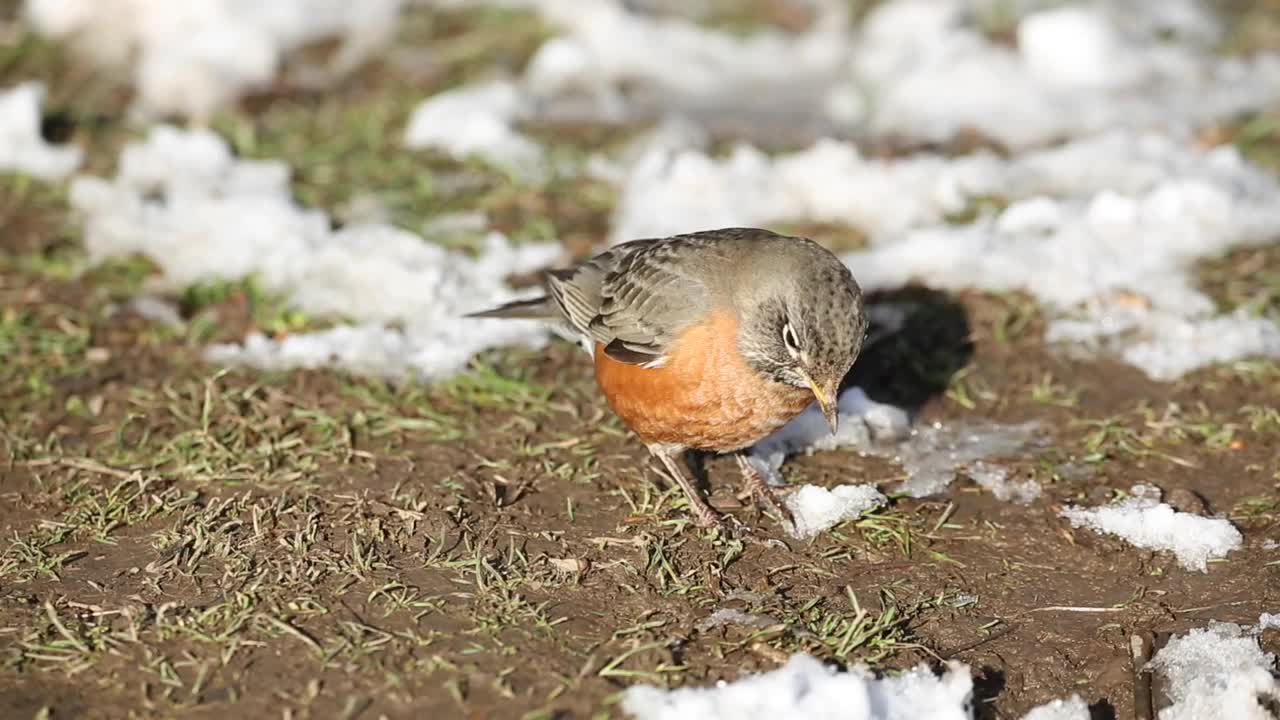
xmin=544 ymin=232 xmax=736 ymax=365
xmin=588 ymin=236 xmax=721 ymax=365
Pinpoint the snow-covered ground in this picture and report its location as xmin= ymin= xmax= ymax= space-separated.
xmin=68 ymin=125 xmax=559 ymax=381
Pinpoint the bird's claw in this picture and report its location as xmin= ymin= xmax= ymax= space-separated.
xmin=692 ymin=508 xmax=749 ymax=538
xmin=741 ymin=483 xmax=798 ymax=531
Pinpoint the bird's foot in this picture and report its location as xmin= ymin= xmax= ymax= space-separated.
xmin=743 ymin=483 xmax=798 ymax=530
xmin=691 ymin=504 xmax=748 ymax=538
xmin=735 ymin=456 xmax=798 ymax=530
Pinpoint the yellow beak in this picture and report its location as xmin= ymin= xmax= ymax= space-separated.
xmin=805 ymin=376 xmax=840 ymax=435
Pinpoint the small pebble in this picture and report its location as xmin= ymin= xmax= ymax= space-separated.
xmin=1165 ymin=488 xmax=1208 ymax=516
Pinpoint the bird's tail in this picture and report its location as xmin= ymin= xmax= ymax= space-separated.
xmin=464 ymin=296 xmax=554 ymax=320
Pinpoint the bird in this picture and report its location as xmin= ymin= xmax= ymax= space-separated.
xmin=467 ymin=227 xmax=868 ymax=532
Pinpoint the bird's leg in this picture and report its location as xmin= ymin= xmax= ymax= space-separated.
xmin=735 ymin=453 xmax=797 ymax=528
xmin=648 ymin=445 xmax=732 ymax=532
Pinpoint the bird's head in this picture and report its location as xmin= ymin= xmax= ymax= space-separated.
xmin=735 ymin=236 xmax=868 ymax=434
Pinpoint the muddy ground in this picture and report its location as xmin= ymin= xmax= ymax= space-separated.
xmin=2 ymin=2 xmax=1279 ymax=719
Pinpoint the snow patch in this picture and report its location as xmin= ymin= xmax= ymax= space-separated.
xmin=1019 ymin=695 xmax=1091 ymax=720
xmin=784 ymin=484 xmax=886 ymax=540
xmin=403 ymin=79 xmax=545 ymax=179
xmin=966 ymin=461 xmax=1042 ymax=505
xmin=0 ymin=82 xmax=81 ymax=180
xmin=478 ymin=0 xmax=1280 ymax=150
xmin=1060 ymin=484 xmax=1243 ymax=572
xmin=68 ymin=125 xmax=558 ymax=381
xmin=24 ymin=0 xmax=404 ymax=120
xmin=1148 ymin=619 xmax=1280 ymax=720
xmin=855 ymin=0 xmax=1280 ymax=149
xmin=620 ymin=652 xmax=1103 ymax=720
xmin=621 ymin=653 xmax=975 ymax=720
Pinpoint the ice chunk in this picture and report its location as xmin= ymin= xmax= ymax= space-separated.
xmin=784 ymin=484 xmax=887 ymax=540
xmin=1060 ymin=484 xmax=1243 ymax=572
xmin=1020 ymin=695 xmax=1090 ymax=720
xmin=403 ymin=80 xmax=545 ymax=179
xmin=895 ymin=422 xmax=1041 ymax=498
xmin=1147 ymin=620 xmax=1280 ymax=720
xmin=0 ymin=82 xmax=81 ymax=180
xmin=69 ymin=125 xmax=558 ymax=381
xmin=749 ymin=386 xmax=911 ymax=483
xmin=620 ymin=653 xmax=974 ymax=720
xmin=966 ymin=461 xmax=1042 ymax=505
xmin=748 ymin=388 xmax=1037 ymax=500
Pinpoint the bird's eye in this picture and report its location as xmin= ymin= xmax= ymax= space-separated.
xmin=782 ymin=322 xmax=799 ymax=356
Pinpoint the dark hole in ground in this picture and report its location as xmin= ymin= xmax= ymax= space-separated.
xmin=39 ymin=110 xmax=76 ymax=145
xmin=1089 ymin=699 xmax=1118 ymax=720
xmin=971 ymin=666 xmax=1006 ymax=720
xmin=38 ymin=107 xmax=121 ymax=147
xmin=844 ymin=285 xmax=975 ymax=414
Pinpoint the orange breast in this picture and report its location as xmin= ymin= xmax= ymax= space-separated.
xmin=592 ymin=309 xmax=814 ymax=452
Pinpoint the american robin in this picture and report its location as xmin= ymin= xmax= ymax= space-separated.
xmin=468 ymin=227 xmax=868 ymax=531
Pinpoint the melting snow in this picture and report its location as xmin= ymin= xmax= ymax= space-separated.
xmin=784 ymin=484 xmax=886 ymax=539
xmin=893 ymin=421 xmax=1041 ymax=498
xmin=68 ymin=125 xmax=558 ymax=380
xmin=512 ymin=0 xmax=854 ymax=144
xmin=456 ymin=0 xmax=1280 ymax=150
xmin=966 ymin=461 xmax=1042 ymax=505
xmin=749 ymin=387 xmax=1039 ymax=499
xmin=623 ymin=616 xmax=1279 ymax=720
xmin=0 ymin=82 xmax=81 ymax=180
xmin=749 ymin=386 xmax=912 ymax=480
xmin=852 ymin=1 xmax=1280 ymax=149
xmin=24 ymin=0 xmax=404 ymax=120
xmin=1060 ymin=484 xmax=1243 ymax=572
xmin=403 ymin=79 xmax=546 ymax=179
xmin=621 ymin=654 xmax=975 ymax=720
xmin=1147 ymin=618 xmax=1280 ymax=720
xmin=1019 ymin=696 xmax=1090 ymax=720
